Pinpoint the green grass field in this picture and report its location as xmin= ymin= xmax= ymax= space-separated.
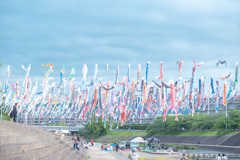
xmin=105 ymin=130 xmax=238 ymax=137
xmin=106 ymin=130 xmax=147 ymax=136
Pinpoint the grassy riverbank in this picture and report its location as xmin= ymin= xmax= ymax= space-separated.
xmin=106 ymin=130 xmax=147 ymax=136
xmin=95 ymin=131 xmax=147 ymax=143
xmin=104 ymin=130 xmax=238 ymax=137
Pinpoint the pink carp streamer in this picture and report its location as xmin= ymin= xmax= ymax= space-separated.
xmin=175 ymin=99 xmax=181 ymax=121
xmin=170 ymin=82 xmax=176 ymax=113
xmin=223 ymin=81 xmax=227 ymax=105
xmin=176 ymin=61 xmax=182 ymax=78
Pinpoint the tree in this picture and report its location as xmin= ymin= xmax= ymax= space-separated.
xmin=191 ymin=114 xmax=215 ymax=130
xmin=58 ymin=122 xmax=67 ymax=126
xmin=78 ymin=116 xmax=110 ymax=138
xmin=213 ymin=114 xmax=228 ymax=131
xmin=228 ymin=109 xmax=240 ymax=129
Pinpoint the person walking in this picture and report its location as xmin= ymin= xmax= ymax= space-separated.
xmin=72 ymin=133 xmax=79 ymax=150
xmin=10 ymin=103 xmax=18 ymax=122
xmin=91 ymin=140 xmax=94 ymax=147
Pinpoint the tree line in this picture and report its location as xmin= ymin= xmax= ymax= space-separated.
xmin=146 ymin=109 xmax=240 ymax=136
xmin=78 ymin=109 xmax=240 ymax=138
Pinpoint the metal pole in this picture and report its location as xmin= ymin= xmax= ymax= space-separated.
xmin=1 ymin=106 xmax=2 ymax=119
xmin=207 ymin=95 xmax=209 ymax=114
xmin=226 ymin=99 xmax=228 ymax=131
xmin=226 ymin=100 xmax=228 ymax=118
xmin=225 ymin=80 xmax=228 ymax=131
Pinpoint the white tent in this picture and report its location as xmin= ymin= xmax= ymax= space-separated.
xmin=131 ymin=137 xmax=148 ymax=143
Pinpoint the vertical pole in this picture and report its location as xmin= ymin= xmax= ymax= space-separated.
xmin=207 ymin=95 xmax=209 ymax=114
xmin=1 ymin=106 xmax=2 ymax=119
xmin=226 ymin=102 xmax=227 ymax=117
xmin=225 ymin=81 xmax=228 ymax=131
xmin=226 ymin=100 xmax=228 ymax=131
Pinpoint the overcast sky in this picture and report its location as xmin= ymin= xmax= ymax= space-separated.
xmin=0 ymin=0 xmax=240 ymax=87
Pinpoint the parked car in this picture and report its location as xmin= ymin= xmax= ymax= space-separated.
xmin=119 ymin=141 xmax=139 ymax=150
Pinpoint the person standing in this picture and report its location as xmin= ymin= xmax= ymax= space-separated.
xmin=11 ymin=103 xmax=18 ymax=122
xmin=91 ymin=140 xmax=94 ymax=147
xmin=115 ymin=143 xmax=119 ymax=152
xmin=72 ymin=133 xmax=79 ymax=150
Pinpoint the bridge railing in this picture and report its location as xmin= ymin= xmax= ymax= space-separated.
xmin=35 ymin=125 xmax=84 ymax=131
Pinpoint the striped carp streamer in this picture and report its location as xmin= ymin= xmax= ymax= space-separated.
xmin=235 ymin=62 xmax=238 ymax=83
xmin=1 ymin=60 xmax=239 ymax=128
xmin=223 ymin=81 xmax=227 ymax=105
xmin=107 ymin=64 xmax=108 ymax=76
xmin=82 ymin=64 xmax=88 ymax=81
xmin=128 ymin=63 xmax=131 ymax=83
xmin=217 ymin=60 xmax=227 ymax=67
xmin=193 ymin=61 xmax=204 ymax=75
xmin=59 ymin=66 xmax=65 ymax=86
xmin=69 ymin=66 xmax=75 ymax=81
xmin=156 ymin=62 xmax=163 ymax=80
xmin=7 ymin=65 xmax=10 ymax=81
xmin=176 ymin=61 xmax=183 ymax=78
xmin=219 ymin=72 xmax=231 ymax=81
xmin=145 ymin=62 xmax=150 ymax=86
xmin=42 ymin=64 xmax=53 ymax=71
xmin=170 ymin=81 xmax=176 ymax=113
xmin=94 ymin=64 xmax=98 ymax=80
xmin=137 ymin=64 xmax=141 ymax=84
xmin=211 ymin=75 xmax=215 ymax=94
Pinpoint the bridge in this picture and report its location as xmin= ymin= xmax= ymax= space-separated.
xmin=36 ymin=125 xmax=85 ymax=132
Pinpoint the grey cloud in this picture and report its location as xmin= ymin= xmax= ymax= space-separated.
xmin=0 ymin=0 xmax=239 ymax=85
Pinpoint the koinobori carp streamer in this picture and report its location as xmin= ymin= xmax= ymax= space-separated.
xmin=0 ymin=60 xmax=238 ymax=127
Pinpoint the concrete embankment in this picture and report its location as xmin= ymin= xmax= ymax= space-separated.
xmin=154 ymin=133 xmax=240 ymax=154
xmin=0 ymin=119 xmax=86 ymax=160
